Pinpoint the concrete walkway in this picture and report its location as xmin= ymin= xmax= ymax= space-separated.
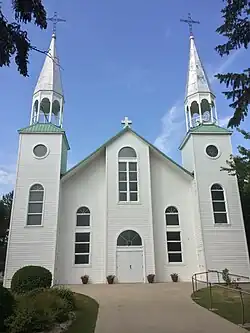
xmin=69 ymin=283 xmax=247 ymax=333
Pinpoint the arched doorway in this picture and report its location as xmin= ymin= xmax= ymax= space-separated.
xmin=116 ymin=230 xmax=144 ymax=283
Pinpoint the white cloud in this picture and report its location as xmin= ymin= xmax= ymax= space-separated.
xmin=0 ymin=164 xmax=16 ymax=196
xmin=154 ymin=102 xmax=185 ymax=154
xmin=209 ymin=49 xmax=242 ymax=84
xmin=219 ymin=115 xmax=231 ymax=127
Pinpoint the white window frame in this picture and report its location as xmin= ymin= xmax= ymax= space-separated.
xmin=76 ymin=206 xmax=91 ymax=227
xmin=74 ymin=231 xmax=91 ymax=265
xmin=165 ymin=206 xmax=179 ymax=226
xmin=165 ymin=206 xmax=183 ymax=264
xmin=26 ymin=183 xmax=44 ymax=227
xmin=210 ymin=183 xmax=229 ymax=224
xmin=118 ymin=147 xmax=139 ymax=203
xmin=166 ymin=231 xmax=183 ymax=264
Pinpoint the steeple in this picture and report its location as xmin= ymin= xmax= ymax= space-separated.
xmin=184 ymin=35 xmax=218 ymax=130
xmin=30 ymin=33 xmax=64 ymax=127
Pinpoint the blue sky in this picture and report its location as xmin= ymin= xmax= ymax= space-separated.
xmin=0 ymin=0 xmax=249 ymax=195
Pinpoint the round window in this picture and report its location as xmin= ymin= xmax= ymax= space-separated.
xmin=206 ymin=145 xmax=219 ymax=158
xmin=33 ymin=144 xmax=48 ymax=158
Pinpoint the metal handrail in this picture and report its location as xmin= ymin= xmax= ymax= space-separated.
xmin=192 ymin=270 xmax=250 ymax=326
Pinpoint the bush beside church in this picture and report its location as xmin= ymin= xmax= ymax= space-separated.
xmin=0 ymin=265 xmax=76 ymax=333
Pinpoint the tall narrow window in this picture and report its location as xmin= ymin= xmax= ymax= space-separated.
xmin=211 ymin=184 xmax=228 ymax=224
xmin=75 ymin=232 xmax=90 ymax=264
xmin=118 ymin=147 xmax=138 ymax=202
xmin=166 ymin=231 xmax=182 ymax=262
xmin=165 ymin=206 xmax=179 ymax=226
xmin=76 ymin=206 xmax=90 ymax=226
xmin=27 ymin=184 xmax=44 ymax=225
xmin=165 ymin=206 xmax=182 ymax=263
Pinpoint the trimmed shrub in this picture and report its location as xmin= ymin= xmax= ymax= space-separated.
xmin=6 ymin=290 xmax=71 ymax=333
xmin=0 ymin=284 xmax=15 ymax=332
xmin=50 ymin=287 xmax=76 ymax=310
xmin=11 ymin=266 xmax=52 ymax=294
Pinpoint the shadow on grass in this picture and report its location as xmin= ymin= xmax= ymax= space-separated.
xmin=192 ymin=286 xmax=250 ymax=330
xmin=67 ymin=293 xmax=99 ymax=333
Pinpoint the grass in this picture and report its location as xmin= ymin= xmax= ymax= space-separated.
xmin=67 ymin=293 xmax=99 ymax=333
xmin=192 ymin=286 xmax=250 ymax=328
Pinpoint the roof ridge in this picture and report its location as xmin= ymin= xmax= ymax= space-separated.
xmin=62 ymin=127 xmax=193 ymax=180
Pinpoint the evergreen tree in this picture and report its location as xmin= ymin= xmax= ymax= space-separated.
xmin=0 ymin=0 xmax=47 ymax=76
xmin=0 ymin=191 xmax=13 ymax=272
xmin=215 ymin=0 xmax=250 ymax=128
xmin=221 ymin=130 xmax=250 ymax=251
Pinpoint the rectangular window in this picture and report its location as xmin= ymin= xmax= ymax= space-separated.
xmin=118 ymin=161 xmax=138 ymax=202
xmin=75 ymin=232 xmax=90 ymax=264
xmin=166 ymin=231 xmax=182 ymax=263
xmin=27 ymin=185 xmax=44 ymax=226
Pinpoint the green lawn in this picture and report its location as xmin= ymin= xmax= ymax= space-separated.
xmin=67 ymin=293 xmax=99 ymax=333
xmin=192 ymin=286 xmax=250 ymax=328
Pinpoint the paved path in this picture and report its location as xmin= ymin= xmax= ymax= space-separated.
xmin=69 ymin=283 xmax=247 ymax=333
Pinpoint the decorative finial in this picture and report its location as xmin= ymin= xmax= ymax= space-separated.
xmin=180 ymin=13 xmax=200 ymax=36
xmin=121 ymin=117 xmax=132 ymax=128
xmin=47 ymin=11 xmax=66 ymax=36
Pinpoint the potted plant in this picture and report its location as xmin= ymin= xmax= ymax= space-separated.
xmin=170 ymin=273 xmax=178 ymax=282
xmin=80 ymin=275 xmax=89 ymax=284
xmin=147 ymin=274 xmax=155 ymax=283
xmin=107 ymin=275 xmax=115 ymax=284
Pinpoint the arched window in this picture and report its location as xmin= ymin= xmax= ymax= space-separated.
xmin=118 ymin=147 xmax=138 ymax=202
xmin=76 ymin=206 xmax=90 ymax=226
xmin=32 ymin=100 xmax=39 ymax=124
xmin=39 ymin=98 xmax=50 ymax=123
xmin=165 ymin=206 xmax=179 ymax=226
xmin=117 ymin=230 xmax=142 ymax=246
xmin=27 ymin=184 xmax=44 ymax=225
xmin=211 ymin=184 xmax=228 ymax=224
xmin=165 ymin=206 xmax=182 ymax=262
xmin=190 ymin=101 xmax=200 ymax=127
xmin=201 ymin=99 xmax=211 ymax=123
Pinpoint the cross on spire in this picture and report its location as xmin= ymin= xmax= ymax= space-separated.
xmin=121 ymin=116 xmax=132 ymax=128
xmin=47 ymin=11 xmax=66 ymax=35
xmin=180 ymin=13 xmax=200 ymax=36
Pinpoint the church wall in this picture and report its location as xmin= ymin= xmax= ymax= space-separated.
xmin=192 ymin=133 xmax=250 ymax=277
xmin=106 ymin=131 xmax=155 ymax=280
xmin=150 ymin=151 xmax=198 ymax=281
xmin=58 ymin=151 xmax=106 ymax=284
xmin=181 ymin=135 xmax=195 ymax=173
xmin=4 ymin=133 xmax=63 ymax=288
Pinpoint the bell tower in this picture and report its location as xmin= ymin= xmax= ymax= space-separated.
xmin=179 ymin=15 xmax=250 ymax=277
xmin=30 ymin=12 xmax=65 ymax=127
xmin=184 ymin=34 xmax=218 ymax=130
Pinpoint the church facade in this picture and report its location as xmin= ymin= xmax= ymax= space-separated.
xmin=3 ymin=32 xmax=250 ymax=287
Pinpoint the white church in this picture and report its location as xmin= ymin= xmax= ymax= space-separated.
xmin=3 ymin=28 xmax=250 ymax=286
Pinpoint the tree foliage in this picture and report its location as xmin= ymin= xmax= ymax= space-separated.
xmin=0 ymin=191 xmax=13 ymax=272
xmin=0 ymin=0 xmax=47 ymax=76
xmin=221 ymin=130 xmax=250 ymax=250
xmin=215 ymin=0 xmax=250 ymax=128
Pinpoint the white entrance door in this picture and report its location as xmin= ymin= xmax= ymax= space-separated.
xmin=117 ymin=250 xmax=144 ymax=283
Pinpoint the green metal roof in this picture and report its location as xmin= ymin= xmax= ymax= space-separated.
xmin=18 ymin=123 xmax=70 ymax=149
xmin=19 ymin=123 xmax=65 ymax=133
xmin=62 ymin=127 xmax=193 ymax=181
xmin=189 ymin=124 xmax=231 ymax=134
xmin=179 ymin=123 xmax=232 ymax=150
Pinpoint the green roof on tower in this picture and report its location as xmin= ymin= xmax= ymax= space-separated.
xmin=18 ymin=123 xmax=70 ymax=149
xmin=179 ymin=123 xmax=232 ymax=150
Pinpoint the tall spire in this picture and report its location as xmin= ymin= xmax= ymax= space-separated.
xmin=33 ymin=34 xmax=63 ymax=97
xmin=30 ymin=13 xmax=65 ymax=127
xmin=181 ymin=14 xmax=218 ymax=130
xmin=185 ymin=35 xmax=213 ymax=100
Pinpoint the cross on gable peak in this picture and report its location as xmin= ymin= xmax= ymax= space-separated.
xmin=121 ymin=116 xmax=132 ymax=128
